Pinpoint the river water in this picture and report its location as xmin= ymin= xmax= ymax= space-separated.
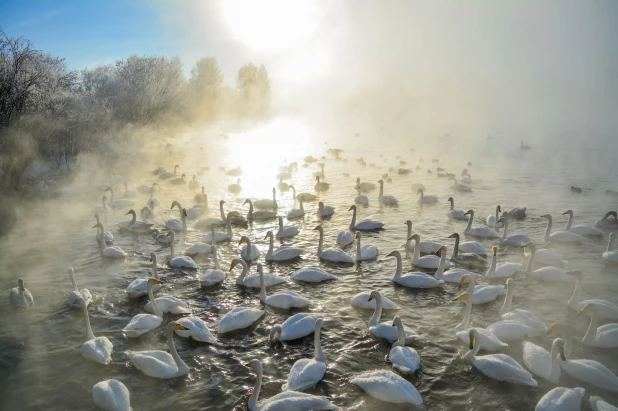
xmin=1 ymin=118 xmax=617 ymax=410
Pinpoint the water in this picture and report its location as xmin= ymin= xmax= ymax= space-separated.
xmin=1 ymin=118 xmax=617 ymax=410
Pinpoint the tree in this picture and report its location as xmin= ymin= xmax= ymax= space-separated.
xmin=187 ymin=57 xmax=223 ymax=119
xmin=237 ymin=63 xmax=271 ymax=117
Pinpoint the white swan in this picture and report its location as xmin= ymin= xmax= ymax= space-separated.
xmin=548 ymin=322 xmax=574 ymax=358
xmin=389 ymin=250 xmax=443 ymax=288
xmin=542 ymin=214 xmax=586 ymax=244
xmin=317 ymin=202 xmax=335 ymax=218
xmin=348 ymin=204 xmax=384 ymax=230
xmin=152 ymin=229 xmax=169 ymax=245
xmin=390 ymin=316 xmax=421 ymax=374
xmin=93 ymin=223 xmax=127 ymax=259
xmin=185 ymin=241 xmax=213 ymax=257
xmin=500 ymin=278 xmax=546 ymax=330
xmin=170 ymin=173 xmax=187 ymax=185
xmin=449 ymin=177 xmax=472 ymax=192
xmin=245 ymin=359 xmax=337 ymax=411
xmin=351 ymin=291 xmax=400 ymax=310
xmin=282 ymin=318 xmax=327 ymax=391
xmin=453 ymin=293 xmax=507 ymax=351
xmin=122 ymin=278 xmax=163 ymax=337
xmin=93 ymin=195 xmax=111 ymax=214
xmin=603 ymin=233 xmax=618 ymax=262
xmin=351 ymin=369 xmax=422 ymax=405
xmin=355 ymin=232 xmax=378 ymax=261
xmin=201 ymin=212 xmax=236 ymax=243
xmin=164 ymin=201 xmax=186 ymax=231
xmin=563 ymin=209 xmax=604 ymax=237
xmin=314 ymin=176 xmax=329 ymax=191
xmin=464 ymin=210 xmax=500 ymax=238
xmin=463 ymin=329 xmax=537 ymax=386
xmin=228 ymin=178 xmax=242 ymax=193
xmin=354 ymin=185 xmax=369 ymax=205
xmin=287 ymin=199 xmax=305 ymax=220
xmin=67 ymin=268 xmax=92 ymax=308
xmin=314 ymin=226 xmax=354 ymax=263
xmin=258 ymin=266 xmax=312 ymax=309
xmin=486 ymin=319 xmax=543 ymax=342
xmin=195 ymin=186 xmax=207 ymax=204
xmin=105 ymin=187 xmax=135 ymax=209
xmin=558 ymin=343 xmax=618 ymax=392
xmin=230 ymin=259 xmax=286 ymax=288
xmin=535 ymin=387 xmax=585 ymax=411
xmin=265 ymin=231 xmax=302 ymax=261
xmin=277 ymin=216 xmax=299 ymax=239
xmin=521 ymin=243 xmax=573 ymax=282
xmin=367 ymin=291 xmax=417 ymax=342
xmin=291 ymin=267 xmax=337 ymax=283
xmin=404 ymin=220 xmax=441 ymax=253
xmin=435 ymin=246 xmax=481 ymax=283
xmin=218 ymin=307 xmax=265 ymax=334
xmin=10 ymin=278 xmax=34 ymax=308
xmin=270 ymin=313 xmax=324 ymax=342
xmin=239 ymin=235 xmax=260 ymax=261
xmin=336 ymin=231 xmax=354 ymax=247
xmin=175 ymin=316 xmax=218 ymax=345
xmin=449 ymin=232 xmax=486 ymax=255
xmin=158 ymin=164 xmax=179 ymax=180
xmin=189 ymin=175 xmax=200 ymax=190
xmin=75 ymin=297 xmax=113 ymax=365
xmin=126 ymin=321 xmax=190 ymax=379
xmin=523 ymin=243 xmax=567 ymax=267
xmin=522 ymin=338 xmax=562 ymax=382
xmin=590 ymin=395 xmax=618 ymax=411
xmin=244 ymin=199 xmax=276 ymax=221
xmin=485 ymin=246 xmax=522 ymax=279
xmin=486 ymin=205 xmax=504 ymax=228
xmin=355 ymin=177 xmax=375 ymax=192
xmin=447 ymin=197 xmax=468 ymax=220
xmin=410 ymin=234 xmax=453 ymax=269
xmin=144 ymin=293 xmax=190 ymax=315
xmin=449 ymin=233 xmax=487 ymax=267
xmin=577 ymin=303 xmax=618 ymax=348
xmin=499 ymin=217 xmax=531 ymax=246
xmin=167 ymin=231 xmax=198 ymax=269
xmin=290 ymin=185 xmax=317 ymax=202
xmin=92 ymin=379 xmax=131 ymax=411
xmin=460 ymin=274 xmax=504 ymax=304
xmin=117 ymin=210 xmax=154 ymax=233
xmin=567 ymin=270 xmax=618 ymax=321
xmin=253 ymin=188 xmax=278 ymax=210
xmin=94 ymin=213 xmax=113 ymax=244
xmin=199 ymin=246 xmax=225 ymax=286
xmin=417 ymin=188 xmax=438 ymax=203
xmin=377 ymin=179 xmax=398 ymax=205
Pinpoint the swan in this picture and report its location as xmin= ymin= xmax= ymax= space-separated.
xmin=377 ymin=179 xmax=398 ymax=205
xmin=535 ymin=387 xmax=585 ymax=411
xmin=354 ymin=185 xmax=369 ymax=205
xmin=218 ymin=199 xmax=246 ymax=226
xmin=167 ymin=231 xmax=198 ymax=268
xmin=502 ymin=207 xmax=527 ymax=220
xmin=523 ymin=244 xmax=567 ymax=267
xmin=287 ymin=199 xmax=305 ymax=219
xmin=281 ymin=318 xmax=327 ymax=391
xmin=124 ymin=182 xmax=139 ymax=198
xmin=245 ymin=359 xmax=337 ymax=411
xmin=390 ymin=316 xmax=421 ymax=374
xmin=152 ymin=229 xmax=169 ymax=245
xmin=355 ymin=177 xmax=375 ymax=192
xmin=258 ymin=265 xmax=312 ymax=308
xmin=291 ymin=267 xmax=337 ymax=283
xmin=522 ymin=338 xmax=563 ymax=383
xmin=596 ymin=211 xmax=618 ymax=230
xmin=314 ymin=226 xmax=354 ymax=263
xmin=148 ymin=184 xmax=161 ymax=208
xmin=122 ymin=278 xmax=163 ymax=337
xmin=404 ymin=220 xmax=441 ymax=253
xmin=144 ymin=292 xmax=190 ymax=314
xmin=355 ymin=232 xmax=378 ymax=261
xmin=75 ymin=297 xmax=113 ymax=365
xmin=312 ymin=162 xmax=325 ymax=179
xmin=317 ymin=202 xmax=335 ymax=218
xmin=566 ymin=270 xmax=618 ymax=320
xmin=175 ymin=316 xmax=219 ymax=345
xmin=93 ymin=223 xmax=127 ymax=259
xmin=460 ymin=273 xmax=504 ymax=304
xmin=126 ymin=321 xmax=190 ymax=379
xmin=463 ymin=210 xmax=500 ymax=238
xmin=542 ymin=214 xmax=586 ymax=244
xmin=449 ymin=177 xmax=472 ymax=192
xmin=235 ymin=261 xmax=287 ymax=288
xmin=336 ymin=231 xmax=354 ymax=247
xmin=417 ymin=189 xmax=438 ymax=203
xmin=117 ymin=210 xmax=154 ymax=233
xmin=314 ymin=176 xmax=329 ymax=192
xmin=348 ymin=204 xmax=384 ymax=230
xmin=270 ymin=313 xmax=323 ymax=342
xmin=94 ymin=213 xmax=113 ymax=244
xmin=200 ymin=212 xmax=237 ymax=243
xmin=199 ymin=246 xmax=225 ymax=285
xmin=244 ymin=199 xmax=277 ymax=221
xmin=563 ymin=209 xmax=604 ymax=237
xmin=603 ymin=233 xmax=618 ymax=262
xmin=277 ymin=178 xmax=289 ymax=191
xmin=185 ymin=240 xmax=213 ymax=256
xmin=435 ymin=247 xmax=481 ymax=283
xmin=350 ymin=370 xmax=422 ymax=405
xmin=92 ymin=379 xmax=131 ymax=411
xmin=389 ymin=250 xmax=443 ymax=288
xmin=104 ymin=187 xmax=135 ymax=209
xmin=577 ymin=303 xmax=618 ymax=348
xmin=499 ymin=217 xmax=531 ymax=246
xmin=277 ymin=216 xmax=299 ymax=239
xmin=463 ymin=329 xmax=537 ymax=386
xmin=67 ymin=268 xmax=92 ymax=308
xmin=159 ymin=164 xmax=179 ymax=180
xmin=448 ymin=232 xmax=486 ymax=255
xmin=486 ymin=205 xmax=504 ymax=228
xmin=447 ymin=197 xmax=468 ymax=220
xmin=93 ymin=195 xmax=110 ymax=214
xmin=449 ymin=233 xmax=487 ymax=267
xmin=486 ymin=319 xmax=544 ymax=342
xmin=170 ymin=173 xmax=187 ymax=185
xmin=485 ymin=246 xmax=522 ymax=279
xmin=351 ymin=291 xmax=400 ymax=309
xmin=367 ymin=291 xmax=417 ymax=342
xmin=136 ymin=182 xmax=160 ymax=195
xmin=557 ymin=343 xmax=618 ymax=392
xmin=239 ymin=236 xmax=260 ymax=261
xmin=226 ymin=166 xmax=242 ymax=176
xmin=290 ymin=185 xmax=317 ymax=202
xmin=548 ymin=322 xmax=574 ymax=358
xmin=195 ymin=186 xmax=207 ymax=204
xmin=254 ymin=188 xmax=278 ymax=210
xmin=188 ymin=175 xmax=200 ymax=190
xmin=590 ymin=395 xmax=618 ymax=411
xmin=500 ymin=278 xmax=546 ymax=330
xmin=410 ymin=234 xmax=453 ymax=269
xmin=228 ymin=178 xmax=242 ymax=193
xmin=126 ymin=253 xmax=162 ymax=298
xmin=218 ymin=307 xmax=265 ymax=334
xmin=453 ymin=293 xmax=507 ymax=351
xmin=164 ymin=201 xmax=186 ymax=231
xmin=264 ymin=231 xmax=302 ymax=261
xmin=521 ymin=243 xmax=573 ymax=282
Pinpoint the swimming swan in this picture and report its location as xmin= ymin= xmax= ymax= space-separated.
xmin=404 ymin=220 xmax=441 ymax=253
xmin=367 ymin=291 xmax=417 ymax=342
xmin=239 ymin=236 xmax=260 ymax=261
xmin=10 ymin=278 xmax=34 ymax=308
xmin=122 ymin=278 xmax=163 ymax=337
xmin=351 ymin=369 xmax=422 ymax=405
xmin=522 ymin=338 xmax=562 ymax=383
xmin=281 ymin=318 xmax=327 ymax=391
xmin=447 ymin=197 xmax=468 ymax=220
xmin=577 ymin=303 xmax=618 ymax=348
xmin=355 ymin=232 xmax=378 ymax=261
xmin=67 ymin=268 xmax=92 ymax=308
xmin=541 ymin=214 xmax=586 ymax=244
xmin=389 ymin=250 xmax=443 ymax=288
xmin=314 ymin=226 xmax=354 ymax=263
xmin=453 ymin=293 xmax=507 ymax=351
xmin=258 ymin=266 xmax=312 ymax=309
xmin=410 ymin=234 xmax=453 ymax=269
xmin=93 ymin=223 xmax=127 ymax=259
xmin=348 ymin=205 xmax=384 ymax=230
xmin=264 ymin=231 xmax=302 ymax=261
xmin=464 ymin=210 xmax=500 ymax=238
xmin=167 ymin=231 xmax=198 ymax=269
xmin=92 ymin=379 xmax=131 ymax=411
xmin=269 ymin=313 xmax=324 ymax=342
xmin=389 ymin=316 xmax=421 ymax=374
xmin=76 ymin=297 xmax=113 ymax=365
xmin=563 ymin=209 xmax=604 ymax=237
xmin=500 ymin=278 xmax=546 ymax=330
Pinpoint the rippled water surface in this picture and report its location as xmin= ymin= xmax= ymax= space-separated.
xmin=1 ymin=118 xmax=617 ymax=410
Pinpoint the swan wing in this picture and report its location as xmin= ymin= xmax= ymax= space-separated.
xmin=291 ymin=268 xmax=337 ymax=283
xmin=473 ymin=354 xmax=537 ymax=386
xmin=350 ymin=292 xmax=400 ymax=309
xmin=82 ymin=337 xmax=113 ymax=365
xmin=535 ymin=387 xmax=585 ymax=411
xmin=350 ymin=370 xmax=422 ymax=405
xmin=175 ymin=316 xmax=218 ymax=344
xmin=522 ymin=341 xmax=552 ymax=379
xmin=396 ymin=273 xmax=444 ymax=288
xmin=282 ymin=359 xmax=326 ymax=391
xmin=218 ymin=307 xmax=264 ymax=333
xmin=92 ymin=380 xmax=131 ymax=411
xmin=126 ymin=350 xmax=178 ymax=378
xmin=123 ymin=314 xmax=162 ymax=337
xmin=589 ymin=395 xmax=618 ymax=411
xmin=390 ymin=346 xmax=421 ymax=374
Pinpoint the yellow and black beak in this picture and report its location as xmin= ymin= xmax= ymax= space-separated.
xmin=244 ymin=361 xmax=252 ymax=367
xmin=469 ymin=336 xmax=475 ymax=350
xmin=559 ymin=346 xmax=566 ymax=361
xmin=387 ymin=251 xmax=394 ymax=257
xmin=367 ymin=295 xmax=374 ymax=301
xmin=176 ymin=324 xmax=188 ymax=331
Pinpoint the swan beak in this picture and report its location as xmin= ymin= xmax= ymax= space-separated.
xmin=149 ymin=257 xmax=153 ymax=262
xmin=244 ymin=361 xmax=252 ymax=367
xmin=547 ymin=325 xmax=554 ymax=335
xmin=559 ymin=347 xmax=566 ymax=361
xmin=464 ymin=210 xmax=472 ymax=215
xmin=238 ymin=238 xmax=244 ymax=245
xmin=176 ymin=324 xmax=189 ymax=331
xmin=263 ymin=234 xmax=269 ymax=239
xmin=229 ymin=261 xmax=237 ymax=271
xmin=520 ymin=243 xmax=529 ymax=248
xmin=367 ymin=295 xmax=374 ymax=301
xmin=348 ymin=206 xmax=354 ymax=211
xmin=468 ymin=336 xmax=475 ymax=350
xmin=154 ymin=279 xmax=161 ymax=284
xmin=92 ymin=224 xmax=97 ymax=228
xmin=125 ymin=211 xmax=130 ymax=215
xmin=392 ymin=322 xmax=396 ymax=327
xmin=436 ymin=247 xmax=443 ymax=255
xmin=457 ymin=280 xmax=465 ymax=290
xmin=386 ymin=251 xmax=394 ymax=257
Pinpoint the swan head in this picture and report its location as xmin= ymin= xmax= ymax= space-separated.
xmin=256 ymin=263 xmax=263 ymax=273
xmin=558 ymin=345 xmax=566 ymax=361
xmin=147 ymin=278 xmax=161 ymax=287
xmin=408 ymin=234 xmax=420 ymax=242
xmin=540 ymin=214 xmax=551 ymax=220
xmin=92 ymin=222 xmax=103 ymax=229
xmin=386 ymin=250 xmax=400 ymax=258
xmin=447 ymin=197 xmax=454 ymax=203
xmin=104 ymin=187 xmax=113 ymax=193
xmin=464 ymin=209 xmax=474 ymax=216
xmin=167 ymin=231 xmax=175 ymax=241
xmin=102 ymin=195 xmax=108 ymax=201
xmin=497 ymin=205 xmax=501 ymax=212
xmin=491 ymin=246 xmax=497 ymax=255
xmin=243 ymin=199 xmax=251 ymax=206
xmin=547 ymin=322 xmax=567 ymax=337
xmin=567 ymin=269 xmax=583 ymax=279
xmin=562 ymin=209 xmax=573 ymax=216
xmin=17 ymin=278 xmax=25 ymax=290
xmin=245 ymin=359 xmax=262 ymax=374
xmin=315 ymin=176 xmax=320 ymax=182
xmin=210 ymin=223 xmax=217 ymax=230
xmin=392 ymin=315 xmax=402 ymax=328
xmin=125 ymin=210 xmax=136 ymax=217
xmin=348 ymin=205 xmax=356 ymax=211
xmin=577 ymin=303 xmax=597 ymax=316
xmin=467 ymin=329 xmax=478 ymax=349
xmin=367 ymin=290 xmax=381 ymax=301
xmin=355 ymin=232 xmax=361 ymax=239
xmin=497 ymin=217 xmax=507 ymax=225
xmin=416 ymin=189 xmax=424 ymax=195
xmin=167 ymin=321 xmax=189 ymax=332
xmin=312 ymin=225 xmax=323 ymax=233
xmin=220 ymin=200 xmax=225 ymax=205
xmin=171 ymin=201 xmax=182 ymax=210
xmin=230 ymin=258 xmax=246 ymax=271
xmin=239 ymin=236 xmax=249 ymax=246
xmin=458 ymin=275 xmax=474 ymax=289
xmin=505 ymin=278 xmax=513 ymax=289
xmin=448 ymin=233 xmax=459 ymax=239
xmin=192 ymin=174 xmax=197 ymax=181
xmin=404 ymin=220 xmax=412 ymax=227
xmin=269 ymin=326 xmax=282 ymax=343
xmin=149 ymin=252 xmax=157 ymax=264
xmin=264 ymin=231 xmax=274 ymax=239
xmin=436 ymin=246 xmax=447 ymax=256
xmin=378 ymin=179 xmax=383 ymax=184
xmin=453 ymin=292 xmax=471 ymax=303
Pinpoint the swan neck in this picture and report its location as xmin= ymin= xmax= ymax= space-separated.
xmin=266 ymin=235 xmax=274 ymax=259
xmin=582 ymin=310 xmax=598 ymax=344
xmin=436 ymin=251 xmax=446 ymax=278
xmin=406 ymin=223 xmax=412 ymax=240
xmin=495 ymin=207 xmax=499 ymax=219
xmin=457 ymin=299 xmax=472 ymax=331
xmin=249 ymin=368 xmax=262 ymax=410
xmin=465 ymin=213 xmax=473 ymax=231
xmin=501 ymin=221 xmax=508 ymax=240
xmin=392 ymin=253 xmax=403 ymax=281
xmin=525 ymin=247 xmax=535 ymax=274
xmin=226 ymin=215 xmax=233 ymax=236
xmin=452 ymin=235 xmax=460 ymax=258
xmin=565 ymin=213 xmax=573 ymax=230
xmin=395 ymin=321 xmax=406 ymax=347
xmin=181 ymin=214 xmax=187 ymax=245
xmin=167 ymin=326 xmax=188 ymax=375
xmin=219 ymin=202 xmax=225 ymax=220
xmin=486 ymin=252 xmax=497 ymax=276
xmin=213 ymin=248 xmax=220 ymax=269
xmin=170 ymin=236 xmax=175 ymax=259
xmin=247 ymin=201 xmax=253 ymax=219
xmin=350 ymin=208 xmax=357 ymax=228
xmin=356 ymin=236 xmax=361 ymax=260
xmin=568 ymin=276 xmax=582 ymax=308
xmin=148 ymin=281 xmax=163 ymax=317
xmin=152 ymin=260 xmax=158 ymax=279
xmin=413 ymin=237 xmax=420 ymax=261
xmin=237 ymin=260 xmax=248 ymax=283
xmin=81 ymin=301 xmax=96 ymax=340
xmin=500 ymin=285 xmax=514 ymax=316
xmin=69 ymin=271 xmax=78 ymax=291
xmin=259 ymin=268 xmax=266 ymax=302
xmin=379 ymin=182 xmax=383 ymax=198
xmin=317 ymin=229 xmax=323 ymax=255
xmin=97 ymin=226 xmax=107 ymax=253
xmin=449 ymin=199 xmax=454 ymax=210
xmin=314 ymin=324 xmax=325 ymax=362
xmin=368 ymin=294 xmax=382 ymax=326
xmin=544 ymin=217 xmax=552 ymax=241
xmin=548 ymin=342 xmax=560 ymax=383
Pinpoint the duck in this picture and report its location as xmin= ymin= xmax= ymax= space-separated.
xmin=245 ymin=359 xmax=337 ymax=411
xmin=290 ymin=185 xmax=317 ymax=202
xmin=404 ymin=220 xmax=441 ymax=253
xmin=243 ymin=199 xmax=276 ymax=221
xmin=522 ymin=338 xmax=563 ymax=383
xmin=355 ymin=177 xmax=375 ymax=192
xmin=317 ymin=202 xmax=335 ymax=218
xmin=521 ymin=243 xmax=573 ymax=282
xmin=557 ymin=343 xmax=618 ymax=392
xmin=228 ymin=178 xmax=242 ymax=193
xmin=348 ymin=205 xmax=384 ymax=230
xmin=350 ymin=370 xmax=422 ymax=406
xmin=92 ymin=380 xmax=131 ymax=411
xmin=449 ymin=233 xmax=487 ymax=267
xmin=499 ymin=217 xmax=531 ymax=246
xmin=566 ymin=270 xmax=618 ymax=321
xmin=523 ymin=243 xmax=567 ymax=267
xmin=389 ymin=250 xmax=443 ymax=288
xmin=253 ymin=188 xmax=278 ymax=210
xmin=453 ymin=293 xmax=507 ymax=351
xmin=595 ymin=211 xmax=618 ymax=230
xmin=199 ymin=246 xmax=225 ymax=286
xmin=104 ymin=187 xmax=135 ymax=209
xmin=200 ymin=212 xmax=237 ymax=243
xmin=435 ymin=247 xmax=481 ymax=283
xmin=291 ymin=267 xmax=337 ymax=283
xmin=355 ymin=232 xmax=378 ymax=261
xmin=500 ymin=278 xmax=546 ymax=330
xmin=264 ymin=230 xmax=302 ymax=261
xmin=174 ymin=316 xmax=219 ymax=345
xmin=336 ymin=231 xmax=354 ymax=247
xmin=257 ymin=265 xmax=312 ymax=308
xmin=463 ymin=329 xmax=537 ymax=386
xmin=535 ymin=386 xmax=585 ymax=411
xmin=367 ymin=291 xmax=417 ymax=342
xmin=116 ymin=209 xmax=154 ymax=233
xmin=417 ymin=189 xmax=438 ymax=203
xmin=239 ymin=236 xmax=260 ymax=261
xmin=603 ymin=233 xmax=618 ymax=262
xmin=410 ymin=234 xmax=453 ymax=269
xmin=389 ymin=316 xmax=421 ymax=374
xmin=166 ymin=231 xmax=198 ymax=268
xmin=314 ymin=176 xmax=329 ymax=192
xmin=354 ymin=185 xmax=369 ymax=205
xmin=563 ymin=209 xmax=604 ymax=236
xmin=125 ymin=253 xmax=162 ymax=298
xmin=269 ymin=313 xmax=324 ymax=342
xmin=377 ymin=179 xmax=398 ymax=205
xmin=314 ymin=226 xmax=354 ymax=263
xmin=94 ymin=213 xmax=113 ymax=244
xmin=66 ymin=268 xmax=92 ymax=308
xmin=463 ymin=210 xmax=500 ymax=238
xmin=485 ymin=246 xmax=522 ymax=280
xmin=287 ymin=199 xmax=305 ymax=219
xmin=281 ymin=319 xmax=327 ymax=392
xmin=126 ymin=321 xmax=190 ymax=379
xmin=218 ymin=307 xmax=265 ymax=334
xmin=75 ymin=297 xmax=113 ymax=365
xmin=542 ymin=214 xmax=586 ymax=244
xmin=93 ymin=223 xmax=127 ymax=259
xmin=447 ymin=232 xmax=486 ymax=255
xmin=577 ymin=303 xmax=618 ymax=348
xmin=486 ymin=205 xmax=504 ymax=228
xmin=122 ymin=278 xmax=163 ymax=337
xmin=277 ymin=216 xmax=299 ymax=239
xmin=447 ymin=197 xmax=468 ymax=220
xmin=460 ymin=274 xmax=504 ymax=304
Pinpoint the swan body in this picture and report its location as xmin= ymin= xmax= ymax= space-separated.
xmin=447 ymin=197 xmax=468 ymax=220
xmin=199 ymin=246 xmax=225 ymax=286
xmin=558 ymin=346 xmax=618 ymax=392
xmin=578 ymin=303 xmax=618 ymax=348
xmin=590 ymin=396 xmax=618 ymax=411
xmin=523 ymin=245 xmax=567 ymax=267
xmin=389 ymin=250 xmax=443 ymax=288
xmin=459 ymin=240 xmax=486 ymax=255
xmin=231 ymin=259 xmax=286 ymax=288
xmin=450 ymin=177 xmax=472 ymax=192
xmin=287 ymin=199 xmax=305 ymax=219
xmin=93 ymin=195 xmax=111 ymax=214
xmin=377 ymin=179 xmax=398 ymax=205
xmin=175 ymin=316 xmax=218 ymax=344
xmin=218 ymin=307 xmax=265 ymax=333
xmin=277 ymin=216 xmax=299 ymax=239
xmin=167 ymin=231 xmax=198 ymax=268
xmin=314 ymin=225 xmax=354 ymax=263
xmin=351 ymin=291 xmax=399 ymax=310
xmin=314 ymin=176 xmax=329 ymax=191
xmin=253 ymin=188 xmax=278 ymax=210
xmin=264 ymin=231 xmax=302 ymax=261
xmin=486 ymin=206 xmax=504 ymax=228
xmin=484 ymin=246 xmax=521 ymax=279
xmin=170 ymin=173 xmax=187 ymax=185
xmin=453 ymin=293 xmax=507 ymax=351
xmin=348 ymin=205 xmax=384 ymax=230
xmin=417 ymin=189 xmax=438 ymax=203
xmin=144 ymin=296 xmax=190 ymax=314
xmin=94 ymin=213 xmax=113 ymax=244
xmin=355 ymin=232 xmax=378 ymax=261
xmin=522 ymin=243 xmax=574 ymax=282
xmin=93 ymin=223 xmax=127 ymax=259
xmin=499 ymin=218 xmax=531 ymax=246
xmin=567 ymin=270 xmax=618 ymax=321
xmin=542 ymin=214 xmax=586 ymax=244
xmin=486 ymin=320 xmax=543 ymax=342
xmin=535 ymin=387 xmax=585 ymax=411
xmin=317 ymin=202 xmax=335 ymax=218
xmin=460 ymin=274 xmax=504 ymax=304
xmin=185 ymin=242 xmax=212 ymax=256
xmin=500 ymin=278 xmax=546 ymax=330
xmin=351 ymin=370 xmax=422 ymax=405
xmin=104 ymin=187 xmax=135 ymax=209
xmin=116 ymin=210 xmax=153 ymax=233
xmin=603 ymin=233 xmax=618 ymax=262
xmin=404 ymin=220 xmax=441 ymax=253
xmin=126 ymin=321 xmax=190 ymax=379
xmin=239 ymin=236 xmax=260 ymax=261
xmin=409 ymin=234 xmax=453 ymax=268
xmin=258 ymin=267 xmax=312 ymax=309
xmin=522 ymin=339 xmax=562 ymax=382
xmin=449 ymin=232 xmax=487 ymax=267
xmin=188 ymin=175 xmax=200 ymax=190
xmin=291 ymin=267 xmax=337 ymax=283
xmin=564 ymin=209 xmax=604 ymax=236
xmin=464 ymin=210 xmax=500 ymax=238
xmin=354 ymin=185 xmax=369 ymax=205
xmin=75 ymin=297 xmax=113 ymax=365
xmin=67 ymin=268 xmax=92 ymax=308
xmin=244 ymin=199 xmax=277 ymax=221
xmin=390 ymin=316 xmax=421 ymax=374
xmin=367 ymin=291 xmax=417 ymax=342
xmin=125 ymin=253 xmax=162 ymax=298
xmin=336 ymin=231 xmax=353 ymax=247
xmin=228 ymin=178 xmax=242 ymax=193
xmin=270 ymin=313 xmax=324 ymax=342
xmin=92 ymin=380 xmax=131 ymax=411
xmin=290 ymin=185 xmax=317 ymax=202
xmin=122 ymin=279 xmax=163 ymax=337
xmin=282 ymin=319 xmax=327 ymax=392
xmin=355 ymin=177 xmax=376 ymax=192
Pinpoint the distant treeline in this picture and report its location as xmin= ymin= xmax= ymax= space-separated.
xmin=0 ymin=29 xmax=271 ymax=190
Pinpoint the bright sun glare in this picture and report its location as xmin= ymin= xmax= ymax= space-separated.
xmin=222 ymin=0 xmax=318 ymax=52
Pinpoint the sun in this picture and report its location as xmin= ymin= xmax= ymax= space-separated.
xmin=221 ymin=0 xmax=319 ymax=52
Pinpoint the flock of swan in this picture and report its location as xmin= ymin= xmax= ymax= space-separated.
xmin=8 ymin=147 xmax=618 ymax=411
